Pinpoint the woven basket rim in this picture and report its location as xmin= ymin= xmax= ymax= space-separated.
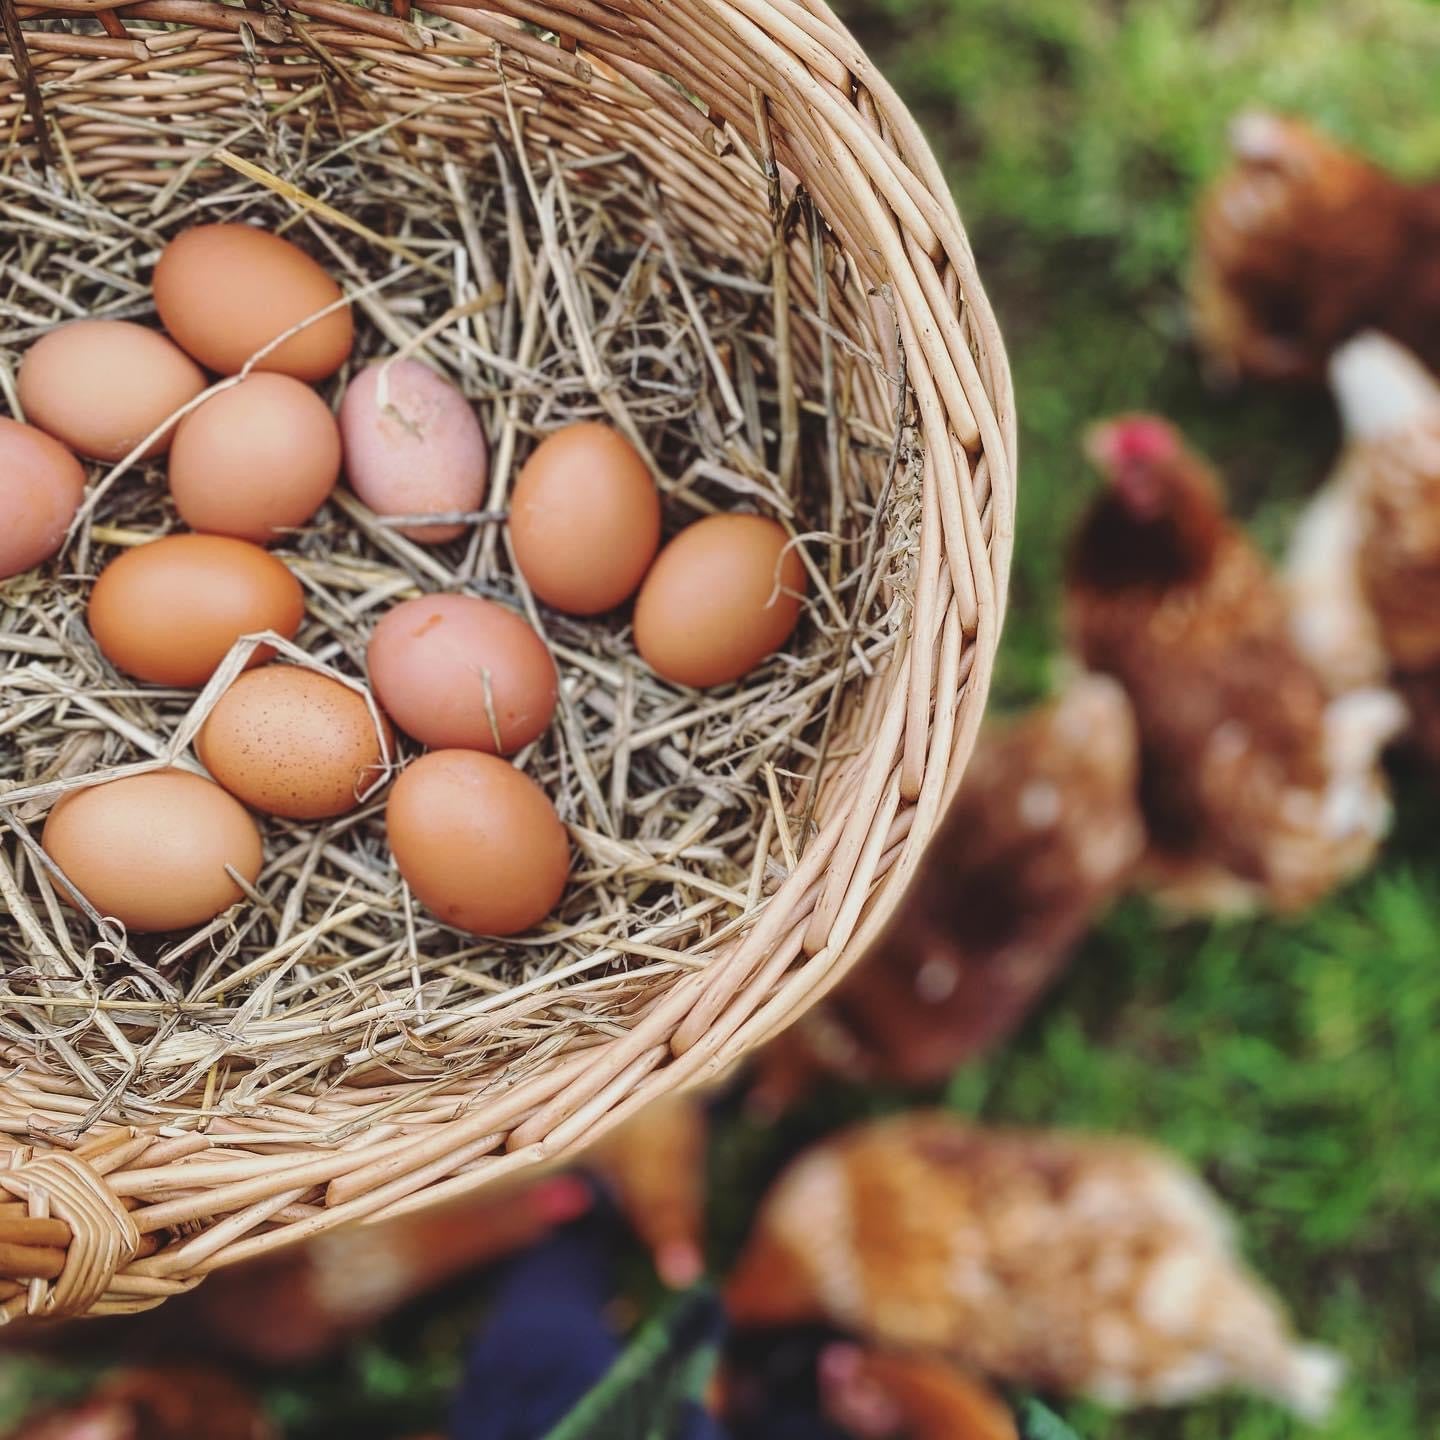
xmin=0 ymin=0 xmax=1015 ymax=1319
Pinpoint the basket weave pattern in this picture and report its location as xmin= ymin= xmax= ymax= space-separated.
xmin=0 ymin=0 xmax=1014 ymax=1318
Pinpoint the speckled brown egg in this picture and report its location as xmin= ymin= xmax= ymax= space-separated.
xmin=169 ymin=373 xmax=340 ymax=542
xmin=88 ymin=534 xmax=305 ymax=687
xmin=18 ymin=320 xmax=206 ymax=463
xmin=42 ymin=769 xmax=263 ymax=932
xmin=0 ymin=417 xmax=86 ymax=581
xmin=509 ymin=423 xmax=661 ymax=614
xmin=197 ymin=665 xmax=393 ymax=820
xmin=153 ymin=224 xmax=353 ymax=381
xmin=633 ymin=514 xmax=806 ymax=688
xmin=366 ymin=594 xmax=557 ymax=754
xmin=339 ymin=359 xmax=488 ymax=544
xmin=386 ymin=749 xmax=568 ymax=935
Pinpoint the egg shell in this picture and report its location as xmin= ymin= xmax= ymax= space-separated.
xmin=633 ymin=515 xmax=806 ymax=688
xmin=386 ymin=749 xmax=568 ymax=936
xmin=42 ymin=769 xmax=263 ymax=933
xmin=0 ymin=418 xmax=86 ymax=581
xmin=197 ymin=665 xmax=393 ymax=820
xmin=509 ymin=422 xmax=661 ymax=614
xmin=339 ymin=360 xmax=488 ymax=544
xmin=153 ymin=224 xmax=353 ymax=381
xmin=366 ymin=594 xmax=557 ymax=754
xmin=89 ymin=534 xmax=305 ymax=687
xmin=18 ymin=320 xmax=206 ymax=462
xmin=169 ymin=374 xmax=340 ymax=542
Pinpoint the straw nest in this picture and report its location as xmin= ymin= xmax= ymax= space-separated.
xmin=0 ymin=0 xmax=1013 ymax=1319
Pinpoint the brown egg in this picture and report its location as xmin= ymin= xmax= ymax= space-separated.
xmin=509 ymin=423 xmax=660 ymax=614
xmin=366 ymin=594 xmax=557 ymax=754
xmin=634 ymin=515 xmax=806 ymax=687
xmin=0 ymin=418 xmax=86 ymax=581
xmin=386 ymin=750 xmax=568 ymax=935
xmin=169 ymin=374 xmax=340 ymax=542
xmin=18 ymin=320 xmax=207 ymax=462
xmin=197 ymin=666 xmax=393 ymax=820
xmin=42 ymin=770 xmax=263 ymax=932
xmin=89 ymin=535 xmax=305 ymax=687
xmin=153 ymin=224 xmax=353 ymax=381
xmin=339 ymin=360 xmax=488 ymax=544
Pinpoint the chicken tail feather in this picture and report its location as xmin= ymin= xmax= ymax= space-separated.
xmin=1330 ymin=331 xmax=1440 ymax=442
xmin=1262 ymin=1342 xmax=1346 ymax=1424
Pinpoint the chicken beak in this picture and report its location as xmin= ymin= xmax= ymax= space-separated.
xmin=1084 ymin=423 xmax=1173 ymax=520
xmin=1228 ymin=110 xmax=1292 ymax=166
xmin=1081 ymin=420 xmax=1121 ymax=472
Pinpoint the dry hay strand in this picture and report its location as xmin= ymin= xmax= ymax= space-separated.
xmin=0 ymin=50 xmax=921 ymax=1134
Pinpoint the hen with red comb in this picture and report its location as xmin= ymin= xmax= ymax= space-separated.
xmin=1067 ymin=415 xmax=1402 ymax=914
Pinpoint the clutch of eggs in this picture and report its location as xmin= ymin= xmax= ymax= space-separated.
xmin=11 ymin=221 xmax=810 ymax=944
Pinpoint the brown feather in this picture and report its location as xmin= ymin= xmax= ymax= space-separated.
xmin=751 ymin=674 xmax=1142 ymax=1104
xmin=1067 ymin=416 xmax=1399 ymax=912
xmin=1191 ymin=111 xmax=1440 ymax=382
xmin=727 ymin=1115 xmax=1343 ymax=1418
xmin=585 ymin=1092 xmax=707 ymax=1287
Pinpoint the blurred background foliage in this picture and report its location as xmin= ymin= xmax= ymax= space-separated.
xmin=838 ymin=0 xmax=1440 ymax=701
xmin=811 ymin=2 xmax=1440 ymax=1437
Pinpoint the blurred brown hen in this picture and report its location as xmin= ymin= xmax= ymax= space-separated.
xmin=12 ymin=1366 xmax=272 ymax=1440
xmin=1328 ymin=331 xmax=1440 ymax=765
xmin=725 ymin=1114 xmax=1343 ymax=1418
xmin=817 ymin=1345 xmax=1018 ymax=1440
xmin=1191 ymin=111 xmax=1440 ymax=383
xmin=585 ymin=1091 xmax=708 ymax=1287
xmin=1066 ymin=414 xmax=1403 ymax=914
xmin=1282 ymin=454 xmax=1388 ymax=697
xmin=124 ymin=1174 xmax=592 ymax=1366
xmin=751 ymin=674 xmax=1143 ymax=1110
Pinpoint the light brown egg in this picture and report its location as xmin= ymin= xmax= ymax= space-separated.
xmin=42 ymin=770 xmax=263 ymax=933
xmin=339 ymin=360 xmax=488 ymax=544
xmin=366 ymin=594 xmax=557 ymax=754
xmin=386 ymin=749 xmax=568 ymax=935
xmin=0 ymin=418 xmax=86 ymax=581
xmin=197 ymin=666 xmax=393 ymax=820
xmin=169 ymin=374 xmax=340 ymax=542
xmin=18 ymin=320 xmax=206 ymax=462
xmin=88 ymin=535 xmax=305 ymax=687
xmin=634 ymin=515 xmax=806 ymax=688
xmin=153 ymin=224 xmax=353 ymax=381
xmin=509 ymin=423 xmax=661 ymax=614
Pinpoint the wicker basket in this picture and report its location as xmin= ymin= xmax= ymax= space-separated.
xmin=0 ymin=0 xmax=1013 ymax=1320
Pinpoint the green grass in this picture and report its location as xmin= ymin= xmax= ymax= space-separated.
xmin=6 ymin=5 xmax=1440 ymax=1438
xmin=815 ymin=3 xmax=1440 ymax=1436
xmin=838 ymin=0 xmax=1440 ymax=703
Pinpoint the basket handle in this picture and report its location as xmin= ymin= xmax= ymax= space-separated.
xmin=0 ymin=1151 xmax=140 ymax=1320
